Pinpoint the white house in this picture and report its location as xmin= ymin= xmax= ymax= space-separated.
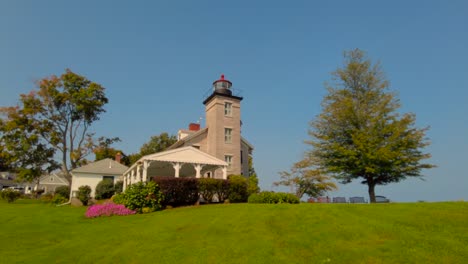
xmin=70 ymin=158 xmax=128 ymax=198
xmin=23 ymin=173 xmax=69 ymax=194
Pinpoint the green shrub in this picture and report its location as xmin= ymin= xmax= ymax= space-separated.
xmin=32 ymin=189 xmax=45 ymax=198
xmin=95 ymin=179 xmax=115 ymax=200
xmin=51 ymin=194 xmax=68 ymax=205
xmin=228 ymin=175 xmax=248 ymax=203
xmin=117 ymin=181 xmax=163 ymax=213
xmin=198 ymin=178 xmax=219 ymax=203
xmin=54 ymin=186 xmax=70 ymax=199
xmin=0 ymin=189 xmax=22 ymax=203
xmin=114 ymin=180 xmax=123 ymax=194
xmin=215 ymin=179 xmax=230 ymax=203
xmin=78 ymin=185 xmax=92 ymax=206
xmin=248 ymin=191 xmax=300 ymax=204
xmin=111 ymin=193 xmax=125 ymax=204
xmin=247 ymin=173 xmax=260 ymax=196
xmin=40 ymin=193 xmax=54 ymax=203
xmin=153 ymin=177 xmax=199 ymax=207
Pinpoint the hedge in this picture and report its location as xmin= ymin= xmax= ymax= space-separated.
xmin=248 ymin=191 xmax=300 ymax=204
xmin=153 ymin=177 xmax=199 ymax=207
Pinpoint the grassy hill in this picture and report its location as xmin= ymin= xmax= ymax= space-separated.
xmin=0 ymin=200 xmax=467 ymax=263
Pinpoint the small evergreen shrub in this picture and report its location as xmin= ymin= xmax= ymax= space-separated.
xmin=51 ymin=194 xmax=68 ymax=205
xmin=85 ymin=203 xmax=136 ymax=218
xmin=198 ymin=178 xmax=219 ymax=203
xmin=54 ymin=186 xmax=70 ymax=199
xmin=228 ymin=175 xmax=248 ymax=203
xmin=114 ymin=180 xmax=123 ymax=194
xmin=248 ymin=191 xmax=300 ymax=204
xmin=117 ymin=181 xmax=163 ymax=213
xmin=0 ymin=189 xmax=21 ymax=203
xmin=78 ymin=185 xmax=92 ymax=206
xmin=95 ymin=179 xmax=115 ymax=200
xmin=153 ymin=177 xmax=199 ymax=207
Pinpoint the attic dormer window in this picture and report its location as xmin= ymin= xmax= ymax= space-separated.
xmin=224 ymin=102 xmax=232 ymax=116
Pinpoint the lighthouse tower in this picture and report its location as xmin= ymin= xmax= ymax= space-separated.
xmin=203 ymin=75 xmax=243 ymax=176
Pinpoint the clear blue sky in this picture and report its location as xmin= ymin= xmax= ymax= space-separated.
xmin=1 ymin=1 xmax=467 ymax=201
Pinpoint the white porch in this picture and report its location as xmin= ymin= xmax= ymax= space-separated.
xmin=122 ymin=146 xmax=228 ymax=191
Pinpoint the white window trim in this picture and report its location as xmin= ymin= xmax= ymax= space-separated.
xmin=224 ymin=127 xmax=232 ymax=144
xmin=224 ymin=102 xmax=232 ymax=117
xmin=224 ymin=155 xmax=233 ymax=167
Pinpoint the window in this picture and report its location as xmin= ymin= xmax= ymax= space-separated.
xmin=224 ymin=128 xmax=232 ymax=143
xmin=103 ymin=176 xmax=114 ymax=182
xmin=224 ymin=102 xmax=232 ymax=116
xmin=225 ymin=155 xmax=232 ymax=167
xmin=50 ymin=177 xmax=54 ymax=182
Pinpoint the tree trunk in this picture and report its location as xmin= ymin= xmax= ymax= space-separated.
xmin=368 ymin=183 xmax=376 ymax=203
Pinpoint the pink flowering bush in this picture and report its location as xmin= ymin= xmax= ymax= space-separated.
xmin=85 ymin=202 xmax=136 ymax=218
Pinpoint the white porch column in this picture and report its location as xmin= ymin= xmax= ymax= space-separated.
xmin=131 ymin=169 xmax=135 ymax=185
xmin=136 ymin=165 xmax=142 ymax=182
xmin=123 ymin=174 xmax=127 ymax=191
xmin=173 ymin=162 xmax=181 ymax=178
xmin=222 ymin=166 xmax=227 ymax=179
xmin=143 ymin=160 xmax=149 ymax=182
xmin=194 ymin=164 xmax=204 ymax=178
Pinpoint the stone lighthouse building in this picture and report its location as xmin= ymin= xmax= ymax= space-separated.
xmin=167 ymin=74 xmax=253 ymax=177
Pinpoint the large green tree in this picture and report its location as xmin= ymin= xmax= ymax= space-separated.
xmin=307 ymin=49 xmax=434 ymax=202
xmin=1 ymin=69 xmax=108 ymax=181
xmin=140 ymin=132 xmax=177 ymax=156
xmin=0 ymin=105 xmax=59 ymax=185
xmin=128 ymin=132 xmax=177 ymax=164
xmin=93 ymin=136 xmax=130 ymax=165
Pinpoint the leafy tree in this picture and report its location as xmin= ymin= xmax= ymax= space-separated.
xmin=139 ymin=132 xmax=177 ymax=156
xmin=0 ymin=105 xmax=59 ymax=186
xmin=127 ymin=132 xmax=177 ymax=165
xmin=3 ymin=69 xmax=108 ymax=181
xmin=93 ymin=136 xmax=130 ymax=165
xmin=247 ymin=156 xmax=260 ymax=195
xmin=275 ymin=158 xmax=337 ymax=199
xmin=307 ymin=49 xmax=435 ymax=202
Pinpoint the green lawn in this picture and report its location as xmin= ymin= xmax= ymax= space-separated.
xmin=0 ymin=200 xmax=467 ymax=263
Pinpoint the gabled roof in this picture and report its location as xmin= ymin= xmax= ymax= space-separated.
xmin=167 ymin=127 xmax=254 ymax=151
xmin=167 ymin=127 xmax=208 ymax=150
xmin=39 ymin=173 xmax=69 ymax=185
xmin=125 ymin=146 xmax=228 ymax=174
xmin=71 ymin=158 xmax=129 ymax=175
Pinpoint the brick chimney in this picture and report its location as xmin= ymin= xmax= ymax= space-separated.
xmin=189 ymin=123 xmax=200 ymax=131
xmin=115 ymin=152 xmax=122 ymax=163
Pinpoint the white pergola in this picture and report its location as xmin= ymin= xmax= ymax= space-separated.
xmin=122 ymin=146 xmax=228 ymax=191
